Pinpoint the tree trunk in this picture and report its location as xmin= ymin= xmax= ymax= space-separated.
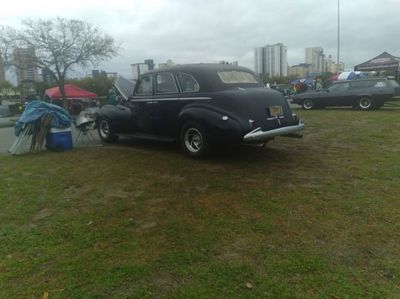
xmin=59 ymin=79 xmax=68 ymax=110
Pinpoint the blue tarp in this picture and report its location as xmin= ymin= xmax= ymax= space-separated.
xmin=15 ymin=101 xmax=71 ymax=136
xmin=290 ymin=78 xmax=315 ymax=85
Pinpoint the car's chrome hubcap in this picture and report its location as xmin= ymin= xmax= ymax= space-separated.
xmin=184 ymin=128 xmax=203 ymax=153
xmin=360 ymin=99 xmax=371 ymax=109
xmin=100 ymin=120 xmax=110 ymax=138
xmin=304 ymin=100 xmax=312 ymax=109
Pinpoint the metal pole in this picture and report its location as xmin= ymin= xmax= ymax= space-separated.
xmin=337 ymin=0 xmax=340 ymax=72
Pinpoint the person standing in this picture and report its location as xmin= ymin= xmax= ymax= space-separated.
xmin=106 ymin=88 xmax=117 ymax=105
xmin=315 ymin=79 xmax=323 ymax=91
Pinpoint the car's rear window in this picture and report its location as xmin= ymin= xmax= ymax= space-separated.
xmin=217 ymin=71 xmax=259 ymax=84
xmin=177 ymin=72 xmax=200 ymax=93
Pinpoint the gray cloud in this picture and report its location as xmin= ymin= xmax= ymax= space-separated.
xmin=2 ymin=0 xmax=399 ymax=78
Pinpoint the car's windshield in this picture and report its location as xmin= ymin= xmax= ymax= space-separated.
xmin=136 ymin=75 xmax=153 ymax=95
xmin=217 ymin=71 xmax=259 ymax=84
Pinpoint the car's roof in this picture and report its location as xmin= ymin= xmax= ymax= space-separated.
xmin=145 ymin=63 xmax=254 ymax=74
xmin=333 ymin=77 xmax=389 ymax=84
xmin=141 ymin=63 xmax=264 ymax=92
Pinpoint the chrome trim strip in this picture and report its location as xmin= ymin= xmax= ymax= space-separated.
xmin=243 ymin=122 xmax=305 ymax=142
xmin=130 ymin=97 xmax=212 ymax=102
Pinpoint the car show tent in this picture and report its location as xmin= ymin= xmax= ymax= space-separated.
xmin=354 ymin=52 xmax=400 ymax=78
xmin=45 ymin=84 xmax=97 ymax=100
xmin=44 ymin=84 xmax=98 ymax=115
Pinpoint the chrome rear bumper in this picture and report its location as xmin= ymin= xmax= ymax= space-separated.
xmin=243 ymin=122 xmax=305 ymax=142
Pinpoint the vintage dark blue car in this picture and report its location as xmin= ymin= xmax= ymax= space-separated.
xmin=290 ymin=78 xmax=400 ymax=110
xmin=96 ymin=64 xmax=304 ymax=157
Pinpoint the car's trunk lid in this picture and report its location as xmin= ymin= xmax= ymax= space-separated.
xmin=212 ymin=88 xmax=296 ymax=132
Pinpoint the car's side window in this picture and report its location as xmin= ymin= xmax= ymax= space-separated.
xmin=177 ymin=73 xmax=200 ymax=93
xmin=329 ymin=83 xmax=350 ymax=92
xmin=374 ymin=80 xmax=387 ymax=88
xmin=136 ymin=75 xmax=153 ymax=95
xmin=350 ymin=81 xmax=372 ymax=89
xmin=155 ymin=72 xmax=178 ymax=94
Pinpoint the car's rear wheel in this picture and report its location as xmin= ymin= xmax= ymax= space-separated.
xmin=302 ymin=99 xmax=314 ymax=110
xmin=180 ymin=121 xmax=210 ymax=158
xmin=97 ymin=118 xmax=118 ymax=143
xmin=358 ymin=97 xmax=374 ymax=111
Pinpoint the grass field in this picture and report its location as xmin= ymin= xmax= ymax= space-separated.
xmin=1 ymin=107 xmax=400 ymax=298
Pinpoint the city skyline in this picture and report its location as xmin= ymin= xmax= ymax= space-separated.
xmin=1 ymin=0 xmax=399 ymax=81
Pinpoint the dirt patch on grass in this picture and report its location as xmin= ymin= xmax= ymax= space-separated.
xmin=152 ymin=269 xmax=179 ymax=293
xmin=32 ymin=208 xmax=53 ymax=222
xmin=105 ymin=190 xmax=144 ymax=200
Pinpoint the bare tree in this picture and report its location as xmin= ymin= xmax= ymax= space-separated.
xmin=0 ymin=18 xmax=119 ymax=107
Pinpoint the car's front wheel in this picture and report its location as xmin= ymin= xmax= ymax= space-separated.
xmin=302 ymin=99 xmax=314 ymax=110
xmin=97 ymin=118 xmax=118 ymax=143
xmin=180 ymin=121 xmax=210 ymax=158
xmin=358 ymin=97 xmax=374 ymax=111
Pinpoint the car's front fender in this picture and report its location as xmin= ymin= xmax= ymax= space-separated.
xmin=95 ymin=104 xmax=132 ymax=133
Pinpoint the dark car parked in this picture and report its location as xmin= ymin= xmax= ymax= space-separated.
xmin=96 ymin=64 xmax=304 ymax=157
xmin=290 ymin=78 xmax=400 ymax=110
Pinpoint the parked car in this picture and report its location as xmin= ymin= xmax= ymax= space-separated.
xmin=0 ymin=103 xmax=23 ymax=117
xmin=96 ymin=64 xmax=304 ymax=157
xmin=289 ymin=78 xmax=400 ymax=110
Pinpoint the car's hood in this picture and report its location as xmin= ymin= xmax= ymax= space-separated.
xmin=114 ymin=76 xmax=136 ymax=100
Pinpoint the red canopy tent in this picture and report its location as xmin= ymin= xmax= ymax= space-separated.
xmin=45 ymin=84 xmax=97 ymax=100
xmin=328 ymin=73 xmax=340 ymax=81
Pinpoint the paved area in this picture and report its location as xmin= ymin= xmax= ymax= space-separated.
xmin=0 ymin=116 xmax=18 ymax=127
xmin=0 ymin=126 xmax=16 ymax=153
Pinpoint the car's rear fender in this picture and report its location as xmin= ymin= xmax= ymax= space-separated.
xmin=178 ymin=106 xmax=244 ymax=143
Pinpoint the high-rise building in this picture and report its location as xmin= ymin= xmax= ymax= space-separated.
xmin=305 ymin=47 xmax=324 ymax=73
xmin=13 ymin=47 xmax=39 ymax=85
xmin=0 ymin=51 xmax=5 ymax=82
xmin=254 ymin=47 xmax=264 ymax=75
xmin=42 ymin=68 xmax=55 ymax=84
xmin=144 ymin=59 xmax=155 ymax=71
xmin=254 ymin=43 xmax=287 ymax=77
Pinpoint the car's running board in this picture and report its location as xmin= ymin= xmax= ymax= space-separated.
xmin=118 ymin=133 xmax=175 ymax=143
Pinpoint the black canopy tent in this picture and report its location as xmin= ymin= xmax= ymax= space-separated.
xmin=354 ymin=52 xmax=400 ymax=79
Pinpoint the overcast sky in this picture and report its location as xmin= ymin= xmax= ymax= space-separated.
xmin=1 ymin=0 xmax=399 ymax=79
